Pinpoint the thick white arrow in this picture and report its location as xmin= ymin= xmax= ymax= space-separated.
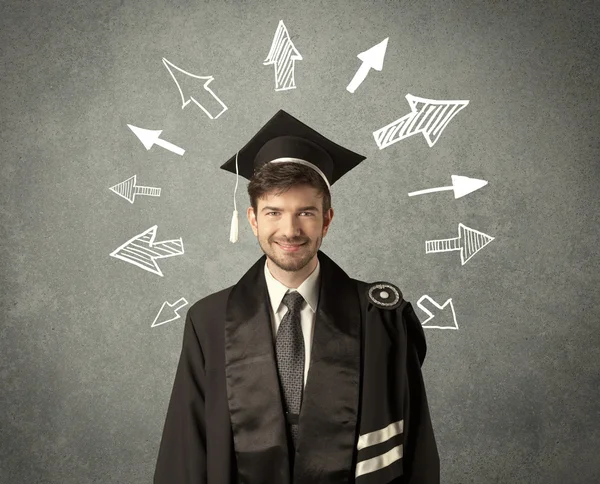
xmin=408 ymin=175 xmax=488 ymax=199
xmin=127 ymin=124 xmax=185 ymax=156
xmin=346 ymin=37 xmax=389 ymax=93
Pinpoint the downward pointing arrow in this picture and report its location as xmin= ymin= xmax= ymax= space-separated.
xmin=408 ymin=175 xmax=488 ymax=199
xmin=127 ymin=124 xmax=185 ymax=156
xmin=347 ymin=37 xmax=389 ymax=93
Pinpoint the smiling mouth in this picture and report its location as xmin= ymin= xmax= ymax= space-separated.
xmin=276 ymin=242 xmax=306 ymax=249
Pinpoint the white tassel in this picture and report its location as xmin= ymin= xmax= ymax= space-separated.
xmin=229 ymin=151 xmax=240 ymax=243
xmin=229 ymin=209 xmax=238 ymax=243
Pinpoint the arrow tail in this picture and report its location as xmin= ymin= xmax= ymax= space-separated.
xmin=155 ymin=138 xmax=185 ymax=156
xmin=425 ymin=236 xmax=461 ymax=253
xmin=408 ymin=186 xmax=453 ymax=197
xmin=134 ymin=186 xmax=161 ymax=197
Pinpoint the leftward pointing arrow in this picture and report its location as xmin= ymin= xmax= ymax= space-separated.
xmin=127 ymin=124 xmax=185 ymax=155
xmin=110 ymin=225 xmax=184 ymax=277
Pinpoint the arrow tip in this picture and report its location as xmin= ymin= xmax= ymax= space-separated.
xmin=451 ymin=175 xmax=488 ymax=199
xmin=357 ymin=37 xmax=389 ymax=71
xmin=127 ymin=124 xmax=162 ymax=150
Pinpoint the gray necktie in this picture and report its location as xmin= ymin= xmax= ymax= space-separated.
xmin=275 ymin=291 xmax=305 ymax=448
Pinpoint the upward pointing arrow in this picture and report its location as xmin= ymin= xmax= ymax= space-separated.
xmin=347 ymin=37 xmax=389 ymax=93
xmin=264 ymin=20 xmax=303 ymax=91
xmin=127 ymin=124 xmax=185 ymax=156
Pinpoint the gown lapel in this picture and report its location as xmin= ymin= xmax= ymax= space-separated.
xmin=224 ymin=250 xmax=361 ymax=483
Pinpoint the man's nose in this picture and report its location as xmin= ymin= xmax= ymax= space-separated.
xmin=281 ymin=214 xmax=302 ymax=237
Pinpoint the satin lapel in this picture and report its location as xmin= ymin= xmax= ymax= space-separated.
xmin=294 ymin=250 xmax=362 ymax=483
xmin=224 ymin=254 xmax=291 ymax=484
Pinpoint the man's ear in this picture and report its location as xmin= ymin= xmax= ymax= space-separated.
xmin=322 ymin=207 xmax=334 ymax=236
xmin=247 ymin=206 xmax=258 ymax=236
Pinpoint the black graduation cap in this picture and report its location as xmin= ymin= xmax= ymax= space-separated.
xmin=220 ymin=109 xmax=366 ymax=243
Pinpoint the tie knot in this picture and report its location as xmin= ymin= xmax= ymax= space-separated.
xmin=282 ymin=291 xmax=305 ymax=312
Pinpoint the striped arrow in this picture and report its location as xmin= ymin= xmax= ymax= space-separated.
xmin=109 ymin=175 xmax=161 ymax=204
xmin=373 ymin=94 xmax=469 ymax=148
xmin=426 ymin=223 xmax=494 ymax=265
xmin=110 ymin=225 xmax=184 ymax=277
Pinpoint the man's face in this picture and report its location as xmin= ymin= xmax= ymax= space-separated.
xmin=247 ymin=184 xmax=333 ymax=272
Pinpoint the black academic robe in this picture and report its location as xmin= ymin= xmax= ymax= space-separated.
xmin=154 ymin=250 xmax=439 ymax=483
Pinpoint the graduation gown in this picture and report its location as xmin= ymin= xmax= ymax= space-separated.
xmin=154 ymin=249 xmax=439 ymax=483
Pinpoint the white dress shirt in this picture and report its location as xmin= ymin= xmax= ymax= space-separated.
xmin=264 ymin=258 xmax=321 ymax=389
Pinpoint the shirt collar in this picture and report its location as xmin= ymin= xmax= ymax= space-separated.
xmin=264 ymin=258 xmax=320 ymax=314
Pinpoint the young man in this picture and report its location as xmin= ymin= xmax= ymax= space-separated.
xmin=154 ymin=110 xmax=439 ymax=483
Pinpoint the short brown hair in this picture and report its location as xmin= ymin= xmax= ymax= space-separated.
xmin=247 ymin=162 xmax=331 ymax=215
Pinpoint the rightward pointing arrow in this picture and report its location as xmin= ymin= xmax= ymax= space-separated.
xmin=162 ymin=57 xmax=228 ymax=119
xmin=408 ymin=175 xmax=488 ymax=199
xmin=127 ymin=124 xmax=185 ymax=155
xmin=417 ymin=295 xmax=459 ymax=330
xmin=264 ymin=20 xmax=303 ymax=91
xmin=373 ymin=94 xmax=469 ymax=148
xmin=151 ymin=297 xmax=189 ymax=328
xmin=346 ymin=37 xmax=389 ymax=93
xmin=426 ymin=223 xmax=494 ymax=265
xmin=109 ymin=175 xmax=162 ymax=204
xmin=110 ymin=225 xmax=184 ymax=277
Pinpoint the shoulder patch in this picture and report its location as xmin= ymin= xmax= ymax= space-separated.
xmin=366 ymin=281 xmax=403 ymax=310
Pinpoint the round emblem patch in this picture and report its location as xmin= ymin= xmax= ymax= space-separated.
xmin=367 ymin=281 xmax=403 ymax=310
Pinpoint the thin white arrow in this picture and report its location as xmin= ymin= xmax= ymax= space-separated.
xmin=408 ymin=175 xmax=488 ymax=199
xmin=347 ymin=37 xmax=389 ymax=93
xmin=162 ymin=57 xmax=228 ymax=119
xmin=127 ymin=124 xmax=185 ymax=156
xmin=151 ymin=297 xmax=189 ymax=328
xmin=417 ymin=295 xmax=459 ymax=330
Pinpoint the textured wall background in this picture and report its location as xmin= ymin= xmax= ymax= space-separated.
xmin=1 ymin=0 xmax=599 ymax=482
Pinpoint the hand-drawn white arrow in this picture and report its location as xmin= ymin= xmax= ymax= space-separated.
xmin=264 ymin=20 xmax=303 ymax=91
xmin=373 ymin=94 xmax=469 ymax=148
xmin=417 ymin=295 xmax=459 ymax=330
xmin=151 ymin=297 xmax=189 ymax=328
xmin=162 ymin=57 xmax=228 ymax=119
xmin=346 ymin=37 xmax=389 ymax=93
xmin=128 ymin=124 xmax=185 ymax=156
xmin=408 ymin=175 xmax=488 ymax=199
xmin=110 ymin=225 xmax=184 ymax=277
xmin=426 ymin=223 xmax=494 ymax=265
xmin=109 ymin=175 xmax=161 ymax=204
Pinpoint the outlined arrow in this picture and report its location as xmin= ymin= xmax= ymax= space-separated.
xmin=162 ymin=57 xmax=228 ymax=119
xmin=127 ymin=124 xmax=185 ymax=155
xmin=373 ymin=94 xmax=469 ymax=148
xmin=110 ymin=225 xmax=184 ymax=277
xmin=417 ymin=295 xmax=459 ymax=330
xmin=151 ymin=297 xmax=189 ymax=328
xmin=408 ymin=175 xmax=488 ymax=199
xmin=426 ymin=223 xmax=494 ymax=265
xmin=346 ymin=37 xmax=389 ymax=93
xmin=264 ymin=20 xmax=303 ymax=91
xmin=109 ymin=175 xmax=161 ymax=204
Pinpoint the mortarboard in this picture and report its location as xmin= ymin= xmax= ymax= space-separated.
xmin=220 ymin=109 xmax=366 ymax=243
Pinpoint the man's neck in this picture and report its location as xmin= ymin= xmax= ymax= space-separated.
xmin=266 ymin=256 xmax=318 ymax=289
